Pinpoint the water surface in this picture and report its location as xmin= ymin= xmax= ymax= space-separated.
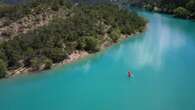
xmin=0 ymin=11 xmax=195 ymax=110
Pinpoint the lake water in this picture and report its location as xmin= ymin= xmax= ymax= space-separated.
xmin=0 ymin=11 xmax=195 ymax=110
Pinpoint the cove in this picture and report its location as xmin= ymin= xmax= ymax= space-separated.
xmin=0 ymin=10 xmax=195 ymax=110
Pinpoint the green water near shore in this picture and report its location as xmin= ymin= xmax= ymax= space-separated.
xmin=0 ymin=11 xmax=195 ymax=110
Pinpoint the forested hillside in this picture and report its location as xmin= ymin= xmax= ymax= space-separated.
xmin=129 ymin=0 xmax=195 ymax=19
xmin=0 ymin=0 xmax=146 ymax=78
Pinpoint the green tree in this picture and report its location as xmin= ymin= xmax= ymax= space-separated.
xmin=4 ymin=42 xmax=22 ymax=68
xmin=30 ymin=57 xmax=40 ymax=71
xmin=110 ymin=28 xmax=121 ymax=42
xmin=47 ymin=48 xmax=68 ymax=63
xmin=186 ymin=0 xmax=195 ymax=12
xmin=43 ymin=58 xmax=53 ymax=70
xmin=84 ymin=37 xmax=100 ymax=52
xmin=0 ymin=59 xmax=7 ymax=78
xmin=0 ymin=50 xmax=7 ymax=62
xmin=76 ymin=38 xmax=86 ymax=50
xmin=174 ymin=7 xmax=191 ymax=18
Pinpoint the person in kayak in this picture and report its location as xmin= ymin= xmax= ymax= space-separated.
xmin=128 ymin=71 xmax=132 ymax=78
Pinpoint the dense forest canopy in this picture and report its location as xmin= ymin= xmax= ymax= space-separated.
xmin=128 ymin=0 xmax=195 ymax=19
xmin=0 ymin=0 xmax=146 ymax=78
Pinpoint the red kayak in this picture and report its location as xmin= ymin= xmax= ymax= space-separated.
xmin=128 ymin=71 xmax=132 ymax=78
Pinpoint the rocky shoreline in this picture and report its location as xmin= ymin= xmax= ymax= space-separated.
xmin=6 ymin=33 xmax=142 ymax=78
xmin=7 ymin=50 xmax=89 ymax=77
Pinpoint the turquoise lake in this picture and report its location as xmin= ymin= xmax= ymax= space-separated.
xmin=0 ymin=11 xmax=195 ymax=110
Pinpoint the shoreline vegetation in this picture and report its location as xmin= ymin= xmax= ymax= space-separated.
xmin=8 ymin=34 xmax=138 ymax=78
xmin=0 ymin=0 xmax=147 ymax=79
xmin=128 ymin=0 xmax=195 ymax=20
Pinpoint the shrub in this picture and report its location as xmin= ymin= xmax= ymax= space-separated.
xmin=174 ymin=7 xmax=191 ymax=18
xmin=109 ymin=28 xmax=121 ymax=42
xmin=46 ymin=48 xmax=68 ymax=63
xmin=43 ymin=58 xmax=53 ymax=70
xmin=30 ymin=57 xmax=41 ymax=71
xmin=84 ymin=37 xmax=100 ymax=52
